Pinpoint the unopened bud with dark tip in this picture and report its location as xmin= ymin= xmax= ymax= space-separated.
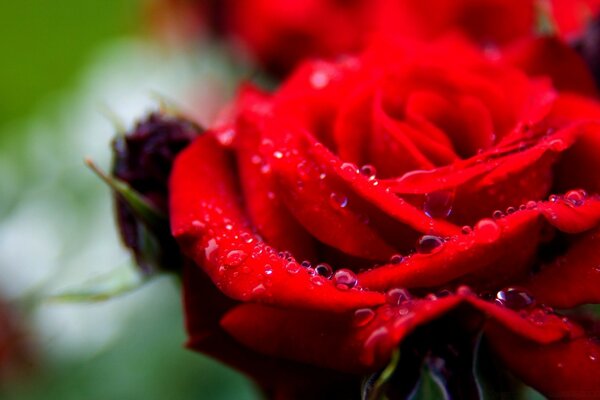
xmin=110 ymin=112 xmax=201 ymax=274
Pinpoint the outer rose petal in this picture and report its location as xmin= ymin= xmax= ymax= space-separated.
xmin=504 ymin=37 xmax=599 ymax=97
xmin=524 ymin=226 xmax=600 ymax=308
xmin=221 ymin=294 xmax=576 ymax=374
xmin=358 ymin=209 xmax=543 ymax=291
xmin=170 ymin=134 xmax=385 ymax=311
xmin=486 ymin=322 xmax=600 ymax=399
xmin=183 ymin=263 xmax=362 ymax=400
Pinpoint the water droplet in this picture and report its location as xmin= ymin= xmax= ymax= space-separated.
xmin=260 ymin=163 xmax=271 ymax=174
xmin=285 ymin=261 xmax=301 ymax=274
xmin=549 ymin=138 xmax=566 ymax=151
xmin=385 ymin=288 xmax=411 ymax=306
xmin=216 ymin=128 xmax=236 ymax=146
xmin=301 ymin=260 xmax=312 ymax=268
xmin=474 ymin=218 xmax=501 ymax=243
xmin=204 ymin=239 xmax=219 ymax=259
xmin=527 ymin=309 xmax=547 ymax=325
xmin=341 ymin=162 xmax=358 ymax=174
xmin=549 ymin=194 xmax=559 ymax=203
xmin=329 ymin=192 xmax=348 ymax=209
xmin=333 ymin=269 xmax=358 ymax=290
xmin=416 ymin=235 xmax=444 ymax=254
xmin=353 ymin=308 xmax=375 ymax=327
xmin=273 ymin=151 xmax=283 ymax=159
xmin=461 ymin=225 xmax=472 ymax=234
xmin=492 ymin=210 xmax=504 ymax=219
xmin=264 ymin=264 xmax=273 ymax=275
xmin=564 ymin=189 xmax=586 ymax=207
xmin=252 ymin=284 xmax=266 ymax=296
xmin=495 ymin=287 xmax=535 ymax=310
xmin=250 ymin=155 xmax=262 ymax=165
xmin=506 ymin=206 xmax=516 ymax=214
xmin=423 ymin=190 xmax=454 ymax=218
xmin=315 ymin=263 xmax=333 ymax=278
xmin=456 ymin=285 xmax=473 ymax=296
xmin=359 ymin=164 xmax=377 ymax=180
xmin=436 ymin=289 xmax=452 ymax=298
xmin=310 ymin=70 xmax=330 ymax=89
xmin=225 ymin=249 xmax=248 ymax=267
xmin=389 ymin=254 xmax=404 ymax=264
xmin=526 ymin=200 xmax=538 ymax=210
xmin=310 ymin=275 xmax=326 ymax=286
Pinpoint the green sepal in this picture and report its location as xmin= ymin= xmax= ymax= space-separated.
xmin=85 ymin=158 xmax=167 ymax=231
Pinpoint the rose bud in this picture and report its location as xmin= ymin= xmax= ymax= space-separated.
xmin=110 ymin=112 xmax=200 ymax=274
xmin=162 ymin=36 xmax=600 ymax=398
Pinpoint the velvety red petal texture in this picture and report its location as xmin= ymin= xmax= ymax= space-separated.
xmin=486 ymin=322 xmax=600 ymax=399
xmin=221 ymin=294 xmax=578 ymax=373
xmin=504 ymin=36 xmax=599 ymax=97
xmin=524 ymin=226 xmax=600 ymax=308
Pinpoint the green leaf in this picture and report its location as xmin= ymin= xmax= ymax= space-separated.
xmin=47 ymin=263 xmax=150 ymax=303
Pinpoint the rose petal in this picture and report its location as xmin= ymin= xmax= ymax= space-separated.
xmin=220 ymin=294 xmax=575 ymax=374
xmin=504 ymin=36 xmax=599 ymax=97
xmin=553 ymin=120 xmax=600 ymax=195
xmin=235 ymin=104 xmax=317 ymax=261
xmin=486 ymin=321 xmax=600 ymax=399
xmin=538 ymin=194 xmax=600 ymax=233
xmin=358 ymin=209 xmax=543 ymax=291
xmin=524 ymin=227 xmax=600 ymax=308
xmin=170 ymin=134 xmax=385 ymax=311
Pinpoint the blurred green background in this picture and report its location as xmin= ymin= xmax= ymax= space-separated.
xmin=0 ymin=1 xmax=259 ymax=398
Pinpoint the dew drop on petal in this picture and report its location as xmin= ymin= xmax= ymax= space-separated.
xmin=389 ymin=254 xmax=404 ymax=264
xmin=329 ymin=192 xmax=348 ymax=209
xmin=549 ymin=138 xmax=566 ymax=152
xmin=385 ymin=288 xmax=412 ymax=306
xmin=492 ymin=210 xmax=504 ymax=219
xmin=423 ymin=190 xmax=454 ymax=218
xmin=310 ymin=275 xmax=326 ymax=286
xmin=495 ymin=287 xmax=535 ymax=310
xmin=564 ymin=189 xmax=586 ymax=207
xmin=314 ymin=263 xmax=333 ymax=278
xmin=204 ymin=238 xmax=219 ymax=259
xmin=359 ymin=164 xmax=377 ymax=180
xmin=341 ymin=162 xmax=358 ymax=174
xmin=252 ymin=284 xmax=266 ymax=296
xmin=416 ymin=235 xmax=444 ymax=254
xmin=285 ymin=261 xmax=301 ymax=274
xmin=333 ymin=268 xmax=358 ymax=290
xmin=461 ymin=225 xmax=472 ymax=234
xmin=353 ymin=308 xmax=375 ymax=327
xmin=310 ymin=70 xmax=330 ymax=89
xmin=264 ymin=264 xmax=273 ymax=275
xmin=474 ymin=218 xmax=501 ymax=243
xmin=526 ymin=200 xmax=538 ymax=210
xmin=301 ymin=260 xmax=312 ymax=268
xmin=224 ymin=250 xmax=247 ymax=267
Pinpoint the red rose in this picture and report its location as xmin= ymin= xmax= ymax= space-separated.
xmin=149 ymin=0 xmax=600 ymax=74
xmin=166 ymin=36 xmax=600 ymax=398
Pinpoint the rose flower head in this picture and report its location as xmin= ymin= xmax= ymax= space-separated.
xmin=109 ymin=37 xmax=600 ymax=397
